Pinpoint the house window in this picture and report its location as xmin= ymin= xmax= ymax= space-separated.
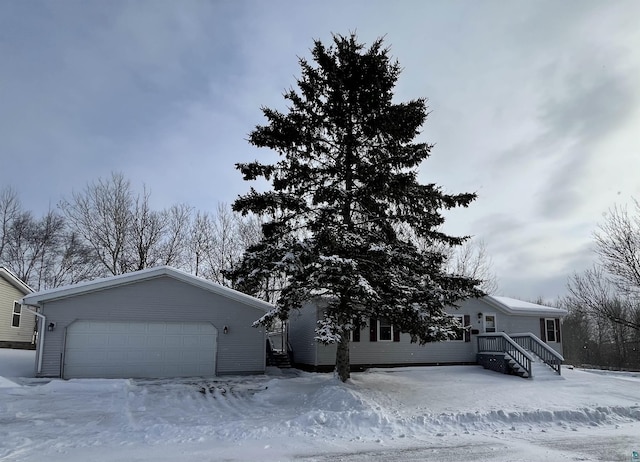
xmin=350 ymin=325 xmax=361 ymax=342
xmin=484 ymin=314 xmax=496 ymax=333
xmin=12 ymin=302 xmax=21 ymax=328
xmin=450 ymin=315 xmax=465 ymax=341
xmin=378 ymin=318 xmax=393 ymax=341
xmin=545 ymin=318 xmax=559 ymax=342
xmin=369 ymin=317 xmax=400 ymax=342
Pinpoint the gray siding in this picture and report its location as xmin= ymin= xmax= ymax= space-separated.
xmin=296 ymin=297 xmax=564 ymax=367
xmin=38 ymin=275 xmax=266 ymax=377
xmin=288 ymin=300 xmax=320 ymax=366
xmin=0 ymin=275 xmax=34 ymax=345
xmin=501 ymin=315 xmax=564 ymax=355
xmin=314 ymin=301 xmax=478 ymax=367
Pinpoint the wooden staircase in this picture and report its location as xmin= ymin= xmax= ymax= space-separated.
xmin=268 ymin=351 xmax=292 ymax=369
xmin=478 ymin=332 xmax=564 ymax=379
xmin=266 ymin=338 xmax=293 ymax=369
xmin=507 ymin=355 xmax=529 ymax=378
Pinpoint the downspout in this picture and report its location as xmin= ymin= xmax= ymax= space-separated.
xmin=24 ymin=306 xmax=45 ymax=375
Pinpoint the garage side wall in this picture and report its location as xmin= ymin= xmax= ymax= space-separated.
xmin=38 ymin=276 xmax=266 ymax=377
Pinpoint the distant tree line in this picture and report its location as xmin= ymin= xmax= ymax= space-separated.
xmin=561 ymin=199 xmax=640 ymax=370
xmin=0 ymin=173 xmax=261 ymax=291
xmin=1 ymin=172 xmax=496 ymax=303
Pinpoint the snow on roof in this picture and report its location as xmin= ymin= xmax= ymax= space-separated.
xmin=485 ymin=295 xmax=568 ymax=316
xmin=20 ymin=266 xmax=273 ymax=312
xmin=0 ymin=266 xmax=33 ymax=295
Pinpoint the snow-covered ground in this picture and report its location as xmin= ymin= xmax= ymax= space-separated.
xmin=1 ymin=349 xmax=639 ymax=461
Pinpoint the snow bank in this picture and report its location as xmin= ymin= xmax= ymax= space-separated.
xmin=0 ymin=376 xmax=20 ymax=388
xmin=2 ymin=350 xmax=640 ymax=461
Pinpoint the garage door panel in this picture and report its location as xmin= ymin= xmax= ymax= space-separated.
xmin=147 ymin=323 xmax=167 ymax=334
xmin=64 ymin=321 xmax=217 ymax=379
xmin=126 ymin=335 xmax=149 ymax=348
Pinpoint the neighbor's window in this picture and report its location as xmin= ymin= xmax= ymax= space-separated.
xmin=12 ymin=302 xmax=21 ymax=328
xmin=545 ymin=318 xmax=558 ymax=342
xmin=484 ymin=314 xmax=496 ymax=333
xmin=451 ymin=315 xmax=465 ymax=341
xmin=378 ymin=318 xmax=393 ymax=341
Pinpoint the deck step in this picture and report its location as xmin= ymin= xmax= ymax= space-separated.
xmin=268 ymin=352 xmax=292 ymax=369
xmin=507 ymin=357 xmax=529 ymax=377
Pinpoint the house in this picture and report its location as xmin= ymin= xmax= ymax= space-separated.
xmin=21 ymin=266 xmax=272 ymax=379
xmin=288 ymin=295 xmax=567 ymax=377
xmin=0 ymin=266 xmax=35 ymax=349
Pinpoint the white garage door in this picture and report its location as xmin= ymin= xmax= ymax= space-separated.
xmin=64 ymin=320 xmax=217 ymax=379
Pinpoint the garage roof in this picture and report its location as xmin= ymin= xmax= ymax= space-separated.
xmin=21 ymin=266 xmax=273 ymax=312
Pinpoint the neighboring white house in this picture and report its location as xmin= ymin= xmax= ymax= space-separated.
xmin=0 ymin=266 xmax=34 ymax=349
xmin=21 ymin=266 xmax=272 ymax=379
xmin=288 ymin=295 xmax=567 ymax=373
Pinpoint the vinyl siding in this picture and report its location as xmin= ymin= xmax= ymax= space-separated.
xmin=288 ymin=300 xmax=321 ymax=366
xmin=503 ymin=315 xmax=564 ymax=355
xmin=318 ymin=306 xmax=477 ymax=367
xmin=0 ymin=275 xmax=34 ymax=345
xmin=37 ymin=275 xmax=266 ymax=377
xmin=299 ymin=297 xmax=564 ymax=367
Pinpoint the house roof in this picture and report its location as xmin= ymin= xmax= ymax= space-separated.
xmin=0 ymin=266 xmax=33 ymax=296
xmin=20 ymin=266 xmax=273 ymax=312
xmin=483 ymin=295 xmax=568 ymax=317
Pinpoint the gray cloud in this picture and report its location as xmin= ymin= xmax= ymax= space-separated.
xmin=535 ymin=66 xmax=638 ymax=219
xmin=1 ymin=0 xmax=639 ymax=303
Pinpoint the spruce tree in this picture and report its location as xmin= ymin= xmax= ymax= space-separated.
xmin=232 ymin=34 xmax=482 ymax=382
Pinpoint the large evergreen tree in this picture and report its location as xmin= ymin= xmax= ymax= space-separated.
xmin=232 ymin=34 xmax=482 ymax=381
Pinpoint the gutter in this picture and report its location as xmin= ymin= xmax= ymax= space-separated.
xmin=23 ymin=306 xmax=46 ymax=374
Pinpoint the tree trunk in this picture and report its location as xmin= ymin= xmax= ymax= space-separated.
xmin=335 ymin=335 xmax=350 ymax=382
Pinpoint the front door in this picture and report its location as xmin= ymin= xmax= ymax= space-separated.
xmin=483 ymin=314 xmax=496 ymax=333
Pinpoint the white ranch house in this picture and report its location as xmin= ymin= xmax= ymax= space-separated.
xmin=285 ymin=295 xmax=567 ymax=378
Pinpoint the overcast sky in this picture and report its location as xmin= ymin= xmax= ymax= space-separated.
xmin=1 ymin=1 xmax=639 ymax=301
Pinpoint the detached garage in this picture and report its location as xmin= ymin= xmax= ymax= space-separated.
xmin=21 ymin=266 xmax=271 ymax=379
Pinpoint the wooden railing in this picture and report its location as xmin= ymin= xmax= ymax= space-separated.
xmin=509 ymin=333 xmax=564 ymax=375
xmin=477 ymin=333 xmax=534 ymax=378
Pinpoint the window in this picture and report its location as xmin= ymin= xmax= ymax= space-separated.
xmin=350 ymin=325 xmax=361 ymax=342
xmin=484 ymin=314 xmax=496 ymax=333
xmin=11 ymin=302 xmax=21 ymax=328
xmin=369 ymin=317 xmax=400 ymax=342
xmin=378 ymin=318 xmax=393 ymax=341
xmin=545 ymin=318 xmax=559 ymax=342
xmin=451 ymin=315 xmax=465 ymax=341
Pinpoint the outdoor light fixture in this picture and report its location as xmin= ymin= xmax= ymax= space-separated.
xmin=477 ymin=313 xmax=483 ymax=320
xmin=223 ymin=326 xmax=229 ymax=334
xmin=47 ymin=322 xmax=56 ymax=331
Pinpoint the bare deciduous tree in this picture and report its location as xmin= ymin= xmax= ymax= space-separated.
xmin=187 ymin=211 xmax=214 ymax=277
xmin=448 ymin=239 xmax=499 ymax=294
xmin=60 ymin=173 xmax=194 ymax=276
xmin=399 ymin=225 xmax=498 ymax=294
xmin=60 ymin=172 xmax=133 ymax=276
xmin=160 ymin=203 xmax=193 ymax=268
xmin=3 ymin=210 xmax=69 ymax=289
xmin=40 ymin=231 xmax=100 ymax=288
xmin=594 ymin=200 xmax=640 ymax=298
xmin=567 ymin=266 xmax=640 ymax=332
xmin=0 ymin=186 xmax=21 ymax=260
xmin=564 ymin=199 xmax=640 ymax=369
xmin=129 ymin=187 xmax=166 ymax=271
xmin=4 ymin=177 xmax=268 ymax=292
